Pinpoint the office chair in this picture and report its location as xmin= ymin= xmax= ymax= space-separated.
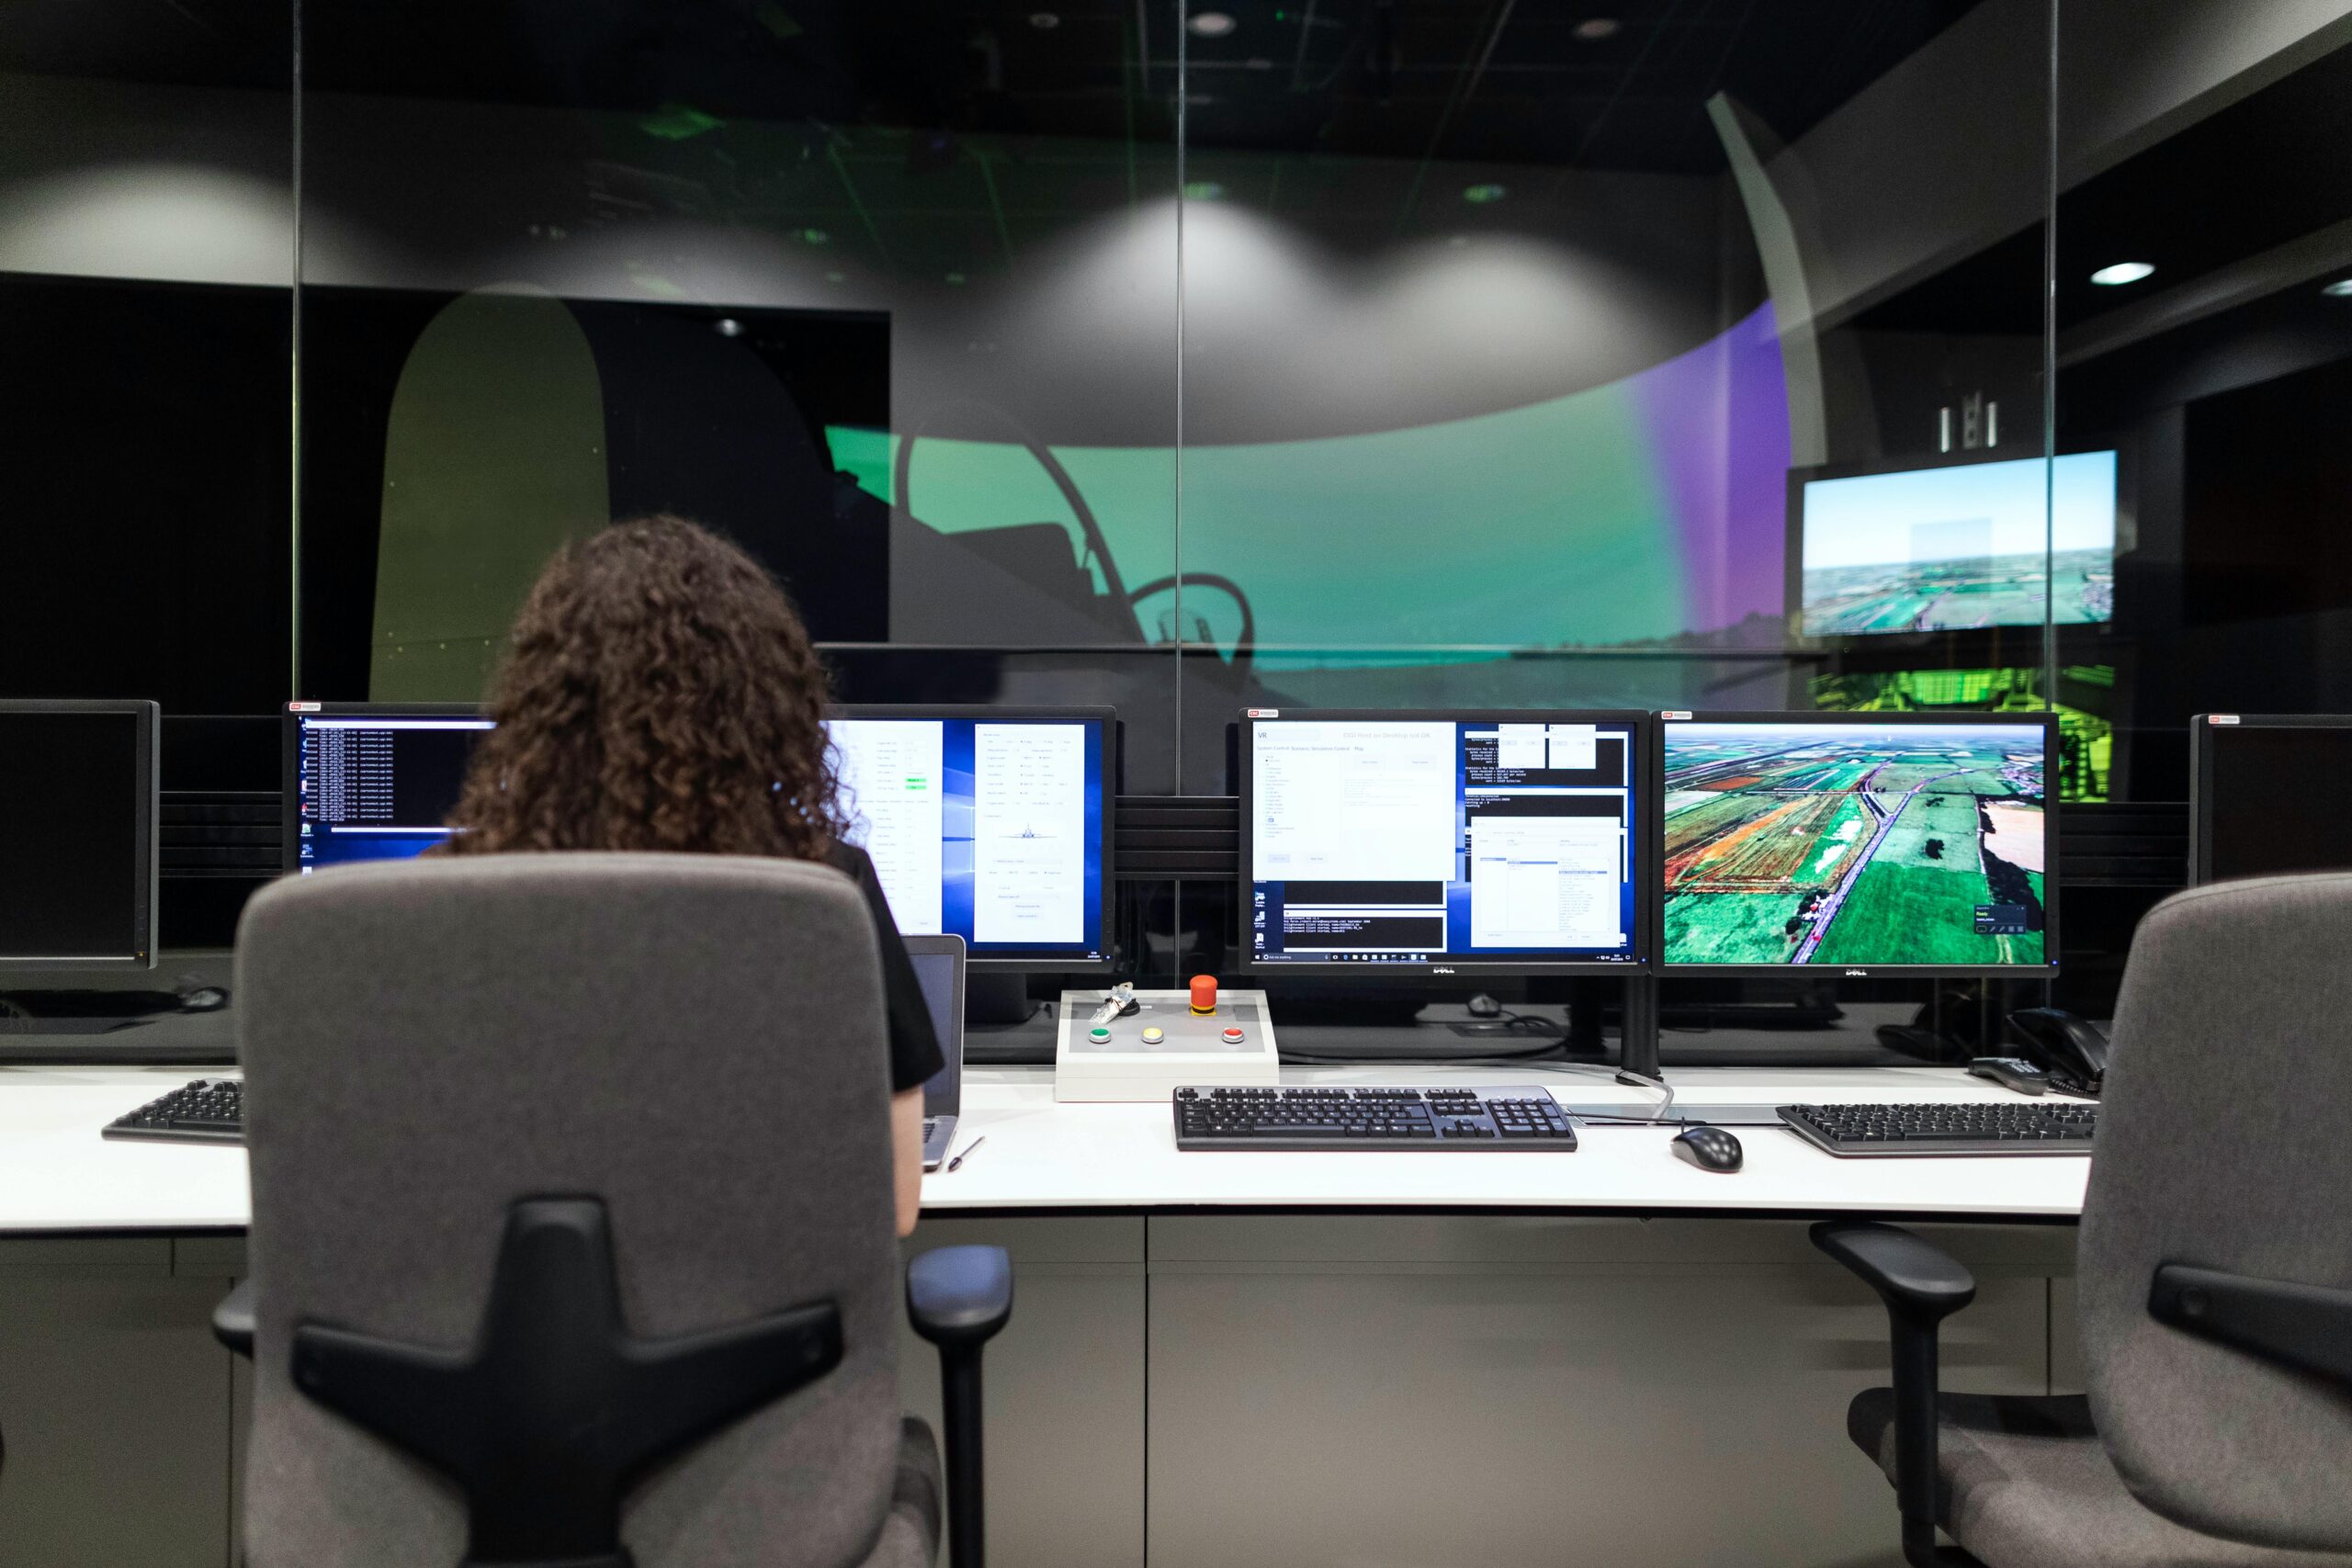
xmin=218 ymin=852 xmax=1010 ymax=1568
xmin=1816 ymin=874 xmax=2352 ymax=1567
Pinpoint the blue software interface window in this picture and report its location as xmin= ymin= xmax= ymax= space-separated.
xmin=294 ymin=712 xmax=493 ymax=872
xmin=1250 ymin=716 xmax=1642 ymax=967
xmin=828 ymin=716 xmax=1108 ymax=962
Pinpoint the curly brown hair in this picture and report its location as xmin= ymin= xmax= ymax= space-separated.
xmin=439 ymin=515 xmax=843 ymax=859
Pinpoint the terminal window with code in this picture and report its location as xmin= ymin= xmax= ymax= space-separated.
xmin=1250 ymin=718 xmax=1642 ymax=966
xmin=295 ymin=714 xmax=493 ymax=871
xmin=829 ymin=716 xmax=1107 ymax=961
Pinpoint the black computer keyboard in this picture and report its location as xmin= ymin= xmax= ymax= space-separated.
xmin=1174 ymin=1086 xmax=1577 ymax=1150
xmin=102 ymin=1077 xmax=244 ymax=1145
xmin=1778 ymin=1100 xmax=2096 ymax=1156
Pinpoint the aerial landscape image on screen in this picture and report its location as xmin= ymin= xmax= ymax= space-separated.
xmin=1663 ymin=722 xmax=2047 ymax=967
xmin=1800 ymin=450 xmax=2117 ymax=636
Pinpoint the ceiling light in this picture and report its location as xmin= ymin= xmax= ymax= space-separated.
xmin=1463 ymin=183 xmax=1508 ymax=205
xmin=1188 ymin=11 xmax=1237 ymax=37
xmin=1573 ymin=17 xmax=1622 ymax=39
xmin=2089 ymin=261 xmax=2154 ymax=287
xmin=1029 ymin=11 xmax=1060 ymax=27
xmin=1182 ymin=179 xmax=1226 ymax=200
xmin=713 ymin=318 xmax=743 ymax=337
xmin=2324 ymin=278 xmax=2352 ymax=298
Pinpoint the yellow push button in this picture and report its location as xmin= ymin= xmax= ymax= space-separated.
xmin=1141 ymin=1027 xmax=1165 ymax=1044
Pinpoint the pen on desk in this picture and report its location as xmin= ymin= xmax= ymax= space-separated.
xmin=946 ymin=1135 xmax=986 ymax=1173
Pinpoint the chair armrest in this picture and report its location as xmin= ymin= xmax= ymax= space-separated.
xmin=1813 ymin=1221 xmax=1976 ymax=1323
xmin=1814 ymin=1223 xmax=1980 ymax=1567
xmin=213 ymin=1279 xmax=255 ymax=1359
xmin=908 ymin=1247 xmax=1012 ymax=1568
xmin=907 ymin=1246 xmax=1013 ymax=1349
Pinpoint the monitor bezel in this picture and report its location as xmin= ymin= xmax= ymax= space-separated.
xmin=2188 ymin=713 xmax=2352 ymax=887
xmin=1783 ymin=440 xmax=2133 ymax=647
xmin=1657 ymin=708 xmax=2061 ymax=978
xmin=0 ymin=698 xmax=160 ymax=972
xmin=281 ymin=701 xmax=486 ymax=874
xmin=1238 ymin=707 xmax=1657 ymax=979
xmin=829 ymin=705 xmax=1119 ymax=973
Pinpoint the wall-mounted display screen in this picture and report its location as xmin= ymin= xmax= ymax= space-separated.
xmin=1662 ymin=715 xmax=2055 ymax=973
xmin=1797 ymin=450 xmax=2117 ymax=636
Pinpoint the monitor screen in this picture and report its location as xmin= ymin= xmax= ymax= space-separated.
xmin=1797 ymin=450 xmax=2117 ymax=636
xmin=0 ymin=703 xmax=155 ymax=967
xmin=829 ymin=710 xmax=1112 ymax=965
xmin=1244 ymin=712 xmax=1645 ymax=973
xmin=1662 ymin=716 xmax=2053 ymax=971
xmin=289 ymin=707 xmax=493 ymax=873
xmin=2194 ymin=718 xmax=2352 ymax=884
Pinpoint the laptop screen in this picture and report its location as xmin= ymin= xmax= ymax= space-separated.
xmin=907 ymin=944 xmax=963 ymax=1117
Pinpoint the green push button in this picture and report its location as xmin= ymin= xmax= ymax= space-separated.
xmin=1088 ymin=1026 xmax=1113 ymax=1043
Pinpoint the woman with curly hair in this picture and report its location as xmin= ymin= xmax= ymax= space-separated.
xmin=440 ymin=514 xmax=942 ymax=1235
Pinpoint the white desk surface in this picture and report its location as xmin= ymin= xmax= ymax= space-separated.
xmin=0 ymin=1062 xmax=2087 ymax=1235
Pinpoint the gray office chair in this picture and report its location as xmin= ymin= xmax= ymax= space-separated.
xmin=1817 ymin=874 xmax=2352 ymax=1567
xmin=218 ymin=852 xmax=1010 ymax=1568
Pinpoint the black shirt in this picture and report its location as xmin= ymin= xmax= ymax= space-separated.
xmin=824 ymin=840 xmax=947 ymax=1093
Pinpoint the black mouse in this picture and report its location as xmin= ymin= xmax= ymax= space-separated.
xmin=1670 ymin=1124 xmax=1744 ymax=1173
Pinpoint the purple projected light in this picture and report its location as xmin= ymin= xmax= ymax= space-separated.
xmin=1632 ymin=302 xmax=1792 ymax=636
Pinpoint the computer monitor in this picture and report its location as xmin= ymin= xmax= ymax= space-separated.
xmin=284 ymin=704 xmax=494 ymax=873
xmin=2189 ymin=714 xmax=2352 ymax=886
xmin=0 ymin=700 xmax=159 ymax=970
xmin=828 ymin=706 xmax=1114 ymax=970
xmin=1660 ymin=711 xmax=2057 ymax=975
xmin=1240 ymin=709 xmax=1651 ymax=976
xmin=1791 ymin=448 xmax=2119 ymax=636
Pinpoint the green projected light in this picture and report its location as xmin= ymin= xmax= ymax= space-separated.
xmin=1809 ymin=666 xmax=2114 ymax=804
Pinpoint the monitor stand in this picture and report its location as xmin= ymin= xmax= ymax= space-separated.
xmin=965 ymin=973 xmax=1036 ymax=1028
xmin=0 ymin=988 xmax=180 ymax=1033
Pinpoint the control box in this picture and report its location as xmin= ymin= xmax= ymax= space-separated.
xmin=1055 ymin=986 xmax=1281 ymax=1102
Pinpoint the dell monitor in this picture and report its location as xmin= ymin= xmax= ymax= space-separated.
xmin=285 ymin=704 xmax=493 ymax=873
xmin=828 ymin=706 xmax=1114 ymax=970
xmin=2190 ymin=714 xmax=2352 ymax=886
xmin=1241 ymin=709 xmax=1650 ymax=976
xmin=287 ymin=701 xmax=1116 ymax=969
xmin=1793 ymin=448 xmax=2119 ymax=637
xmin=1660 ymin=712 xmax=2056 ymax=975
xmin=0 ymin=700 xmax=159 ymax=970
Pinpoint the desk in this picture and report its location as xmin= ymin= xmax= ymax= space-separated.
xmin=0 ymin=1061 xmax=2085 ymax=1234
xmin=0 ymin=1064 xmax=2086 ymax=1568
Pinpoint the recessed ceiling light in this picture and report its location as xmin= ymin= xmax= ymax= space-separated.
xmin=1182 ymin=179 xmax=1226 ymax=200
xmin=1188 ymin=11 xmax=1238 ymax=37
xmin=713 ymin=318 xmax=743 ymax=337
xmin=1573 ymin=17 xmax=1622 ymax=39
xmin=1463 ymin=183 xmax=1508 ymax=205
xmin=2089 ymin=261 xmax=2154 ymax=287
xmin=2324 ymin=278 xmax=2352 ymax=298
xmin=1029 ymin=11 xmax=1059 ymax=28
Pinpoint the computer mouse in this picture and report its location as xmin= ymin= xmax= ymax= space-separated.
xmin=1670 ymin=1124 xmax=1744 ymax=1173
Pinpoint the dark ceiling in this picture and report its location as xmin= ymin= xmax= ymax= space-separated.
xmin=2 ymin=0 xmax=1984 ymax=175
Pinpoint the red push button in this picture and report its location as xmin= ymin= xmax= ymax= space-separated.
xmin=1221 ymin=1026 xmax=1246 ymax=1044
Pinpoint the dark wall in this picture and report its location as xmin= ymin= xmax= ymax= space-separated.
xmin=0 ymin=275 xmax=290 ymax=713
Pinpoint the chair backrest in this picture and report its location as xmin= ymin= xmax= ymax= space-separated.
xmin=237 ymin=853 xmax=902 ymax=1568
xmin=2080 ymin=873 xmax=2352 ymax=1551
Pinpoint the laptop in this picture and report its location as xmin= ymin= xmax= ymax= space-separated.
xmin=905 ymin=934 xmax=967 ymax=1169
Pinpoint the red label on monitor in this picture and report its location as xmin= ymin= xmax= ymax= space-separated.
xmin=288 ymin=702 xmax=322 ymax=712
xmin=1247 ymin=708 xmax=1280 ymax=717
xmin=1662 ymin=710 xmax=1692 ymax=721
xmin=2210 ymin=714 xmax=2240 ymax=725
